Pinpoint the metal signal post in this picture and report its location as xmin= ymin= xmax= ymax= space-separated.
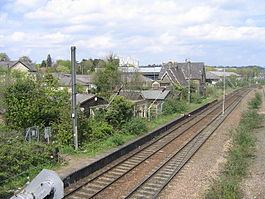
xmin=71 ymin=46 xmax=78 ymax=150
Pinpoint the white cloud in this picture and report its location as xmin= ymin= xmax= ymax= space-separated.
xmin=76 ymin=35 xmax=115 ymax=49
xmin=182 ymin=24 xmax=265 ymax=41
xmin=11 ymin=32 xmax=26 ymax=42
xmin=1 ymin=0 xmax=265 ymax=65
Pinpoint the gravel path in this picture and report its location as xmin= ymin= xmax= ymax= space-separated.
xmin=158 ymin=90 xmax=255 ymax=199
xmin=241 ymin=89 xmax=265 ymax=199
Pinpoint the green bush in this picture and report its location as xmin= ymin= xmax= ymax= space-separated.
xmin=163 ymin=97 xmax=188 ymax=115
xmin=0 ymin=138 xmax=56 ymax=197
xmin=248 ymin=92 xmax=262 ymax=109
xmin=122 ymin=118 xmax=147 ymax=135
xmin=191 ymin=93 xmax=204 ymax=104
xmin=88 ymin=119 xmax=114 ymax=140
xmin=105 ymin=96 xmax=133 ymax=128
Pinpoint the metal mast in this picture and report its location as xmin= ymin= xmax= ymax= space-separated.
xmin=71 ymin=46 xmax=78 ymax=150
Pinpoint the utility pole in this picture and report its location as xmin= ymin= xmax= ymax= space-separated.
xmin=71 ymin=46 xmax=78 ymax=150
xmin=186 ymin=59 xmax=191 ymax=103
xmin=222 ymin=67 xmax=226 ymax=116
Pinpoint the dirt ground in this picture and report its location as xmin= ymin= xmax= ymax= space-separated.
xmin=241 ymin=89 xmax=265 ymax=199
xmin=158 ymin=89 xmax=256 ymax=199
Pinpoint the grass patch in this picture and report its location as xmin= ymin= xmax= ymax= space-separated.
xmin=205 ymin=92 xmax=263 ymax=199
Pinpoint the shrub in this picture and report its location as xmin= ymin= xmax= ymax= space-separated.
xmin=248 ymin=92 xmax=262 ymax=109
xmin=88 ymin=119 xmax=114 ymax=140
xmin=163 ymin=97 xmax=188 ymax=115
xmin=122 ymin=118 xmax=147 ymax=135
xmin=0 ymin=137 xmax=56 ymax=197
xmin=105 ymin=96 xmax=133 ymax=128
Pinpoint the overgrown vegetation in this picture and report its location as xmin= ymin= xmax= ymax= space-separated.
xmin=205 ymin=92 xmax=263 ymax=199
xmin=0 ymin=133 xmax=57 ymax=198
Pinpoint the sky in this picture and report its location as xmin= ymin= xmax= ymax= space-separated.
xmin=0 ymin=0 xmax=265 ymax=66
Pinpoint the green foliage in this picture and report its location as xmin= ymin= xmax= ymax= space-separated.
xmin=105 ymin=96 xmax=133 ymax=127
xmin=87 ymin=119 xmax=114 ymax=140
xmin=191 ymin=93 xmax=204 ymax=104
xmin=163 ymin=97 xmax=188 ymax=115
xmin=248 ymin=92 xmax=262 ymax=109
xmin=40 ymin=60 xmax=46 ymax=68
xmin=46 ymin=54 xmax=52 ymax=67
xmin=0 ymin=137 xmax=56 ymax=197
xmin=5 ymin=76 xmax=69 ymax=129
xmin=55 ymin=60 xmax=71 ymax=73
xmin=0 ymin=52 xmax=10 ymax=61
xmin=122 ymin=118 xmax=147 ymax=135
xmin=205 ymin=94 xmax=263 ymax=199
xmin=78 ymin=59 xmax=94 ymax=74
xmin=94 ymin=58 xmax=122 ymax=96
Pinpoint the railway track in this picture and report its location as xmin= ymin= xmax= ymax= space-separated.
xmin=64 ymin=89 xmax=249 ymax=199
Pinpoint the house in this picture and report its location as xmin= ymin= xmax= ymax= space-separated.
xmin=76 ymin=93 xmax=107 ymax=116
xmin=119 ymin=89 xmax=171 ymax=118
xmin=119 ymin=67 xmax=153 ymax=88
xmin=52 ymin=73 xmax=95 ymax=92
xmin=0 ymin=60 xmax=36 ymax=73
xmin=158 ymin=62 xmax=188 ymax=88
xmin=206 ymin=71 xmax=221 ymax=84
xmin=158 ymin=61 xmax=206 ymax=95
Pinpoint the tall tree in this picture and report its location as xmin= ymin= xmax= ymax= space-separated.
xmin=46 ymin=54 xmax=52 ymax=67
xmin=94 ymin=57 xmax=122 ymax=97
xmin=40 ymin=60 xmax=46 ymax=68
xmin=0 ymin=53 xmax=10 ymax=62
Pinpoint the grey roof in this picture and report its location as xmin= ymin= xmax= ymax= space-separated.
xmin=159 ymin=62 xmax=188 ymax=86
xmin=76 ymin=93 xmax=96 ymax=104
xmin=141 ymin=90 xmax=170 ymax=100
xmin=0 ymin=60 xmax=36 ymax=72
xmin=119 ymin=90 xmax=143 ymax=100
xmin=158 ymin=61 xmax=205 ymax=86
xmin=52 ymin=73 xmax=93 ymax=86
xmin=206 ymin=71 xmax=221 ymax=80
xmin=177 ymin=62 xmax=205 ymax=80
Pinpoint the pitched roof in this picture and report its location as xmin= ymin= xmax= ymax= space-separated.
xmin=0 ymin=60 xmax=37 ymax=72
xmin=76 ymin=93 xmax=96 ymax=104
xmin=159 ymin=62 xmax=188 ymax=86
xmin=119 ymin=90 xmax=143 ymax=100
xmin=141 ymin=90 xmax=170 ymax=100
xmin=176 ymin=62 xmax=205 ymax=80
xmin=52 ymin=73 xmax=93 ymax=86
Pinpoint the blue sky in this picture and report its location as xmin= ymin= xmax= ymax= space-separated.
xmin=0 ymin=0 xmax=265 ymax=66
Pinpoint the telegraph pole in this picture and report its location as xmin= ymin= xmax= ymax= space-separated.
xmin=222 ymin=67 xmax=226 ymax=116
xmin=71 ymin=46 xmax=78 ymax=150
xmin=186 ymin=59 xmax=191 ymax=103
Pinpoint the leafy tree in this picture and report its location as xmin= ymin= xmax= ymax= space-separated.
xmin=0 ymin=53 xmax=10 ymax=62
xmin=40 ymin=60 xmax=46 ymax=68
xmin=4 ymin=75 xmax=69 ymax=130
xmin=94 ymin=57 xmax=122 ymax=96
xmin=78 ymin=59 xmax=94 ymax=74
xmin=47 ymin=54 xmax=52 ymax=67
xmin=55 ymin=60 xmax=71 ymax=73
xmin=105 ymin=96 xmax=133 ymax=128
xmin=19 ymin=56 xmax=32 ymax=64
